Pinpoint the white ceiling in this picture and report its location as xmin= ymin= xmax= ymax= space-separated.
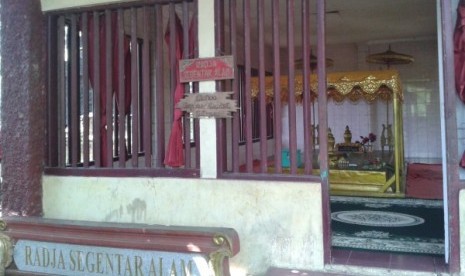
xmin=243 ymin=0 xmax=438 ymax=48
xmin=323 ymin=0 xmax=437 ymax=45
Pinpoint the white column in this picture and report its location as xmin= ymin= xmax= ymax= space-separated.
xmin=198 ymin=0 xmax=217 ymax=178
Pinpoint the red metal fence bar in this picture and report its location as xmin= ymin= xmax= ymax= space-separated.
xmin=154 ymin=4 xmax=165 ymax=168
xmin=317 ymin=1 xmax=329 ymax=178
xmin=117 ymin=8 xmax=126 ymax=168
xmin=105 ymin=9 xmax=114 ymax=167
xmin=168 ymin=3 xmax=176 ymax=140
xmin=47 ymin=15 xmax=59 ymax=167
xmin=82 ymin=12 xmax=90 ymax=167
xmin=216 ymin=0 xmax=227 ymax=173
xmin=302 ymin=0 xmax=313 ymax=174
xmin=272 ymin=0 xmax=282 ymax=174
xmin=286 ymin=0 xmax=298 ymax=175
xmin=57 ymin=16 xmax=66 ymax=167
xmin=142 ymin=6 xmax=152 ymax=168
xmin=193 ymin=1 xmax=200 ymax=169
xmin=182 ymin=2 xmax=192 ymax=168
xmin=130 ymin=7 xmax=139 ymax=168
xmin=70 ymin=14 xmax=79 ymax=166
xmin=316 ymin=0 xmax=330 ymax=263
xmin=92 ymin=10 xmax=102 ymax=167
xmin=243 ymin=0 xmax=253 ymax=173
xmin=229 ymin=0 xmax=240 ymax=173
xmin=257 ymin=0 xmax=267 ymax=173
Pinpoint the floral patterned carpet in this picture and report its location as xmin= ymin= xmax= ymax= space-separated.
xmin=331 ymin=196 xmax=444 ymax=255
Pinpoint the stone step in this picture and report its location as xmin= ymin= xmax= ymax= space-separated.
xmin=266 ymin=267 xmax=354 ymax=276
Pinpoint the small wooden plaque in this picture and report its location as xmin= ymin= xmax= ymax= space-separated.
xmin=177 ymin=92 xmax=238 ymax=118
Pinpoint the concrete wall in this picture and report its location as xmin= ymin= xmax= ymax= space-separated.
xmin=42 ymin=176 xmax=324 ymax=275
xmin=41 ymin=0 xmax=134 ymax=11
xmin=461 ymin=190 xmax=465 ymax=272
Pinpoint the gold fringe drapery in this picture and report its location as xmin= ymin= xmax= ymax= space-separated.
xmin=250 ymin=69 xmax=403 ymax=103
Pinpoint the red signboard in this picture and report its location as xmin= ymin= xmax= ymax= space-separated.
xmin=179 ymin=56 xmax=235 ymax=83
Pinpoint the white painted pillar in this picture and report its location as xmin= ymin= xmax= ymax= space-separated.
xmin=198 ymin=0 xmax=217 ymax=178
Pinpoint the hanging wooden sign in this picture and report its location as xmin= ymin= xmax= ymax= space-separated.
xmin=179 ymin=56 xmax=234 ymax=83
xmin=177 ymin=92 xmax=238 ymax=118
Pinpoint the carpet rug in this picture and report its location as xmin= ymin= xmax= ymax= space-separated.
xmin=331 ymin=196 xmax=444 ymax=255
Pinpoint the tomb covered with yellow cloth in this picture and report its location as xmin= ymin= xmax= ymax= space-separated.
xmin=252 ymin=70 xmax=405 ymax=197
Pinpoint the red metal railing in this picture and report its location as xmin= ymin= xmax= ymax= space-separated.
xmin=46 ymin=0 xmax=199 ymax=175
xmin=46 ymin=0 xmax=325 ymax=179
xmin=216 ymin=0 xmax=322 ymax=180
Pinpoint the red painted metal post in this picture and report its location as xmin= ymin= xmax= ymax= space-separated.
xmin=183 ymin=2 xmax=192 ymax=168
xmin=142 ymin=6 xmax=152 ymax=168
xmin=118 ymin=8 xmax=127 ymax=167
xmin=70 ymin=14 xmax=79 ymax=167
xmin=302 ymin=0 xmax=313 ymax=175
xmin=317 ymin=0 xmax=331 ymax=266
xmin=230 ymin=0 xmax=240 ymax=173
xmin=105 ymin=9 xmax=114 ymax=167
xmin=287 ymin=0 xmax=297 ymax=175
xmin=272 ymin=0 xmax=282 ymax=174
xmin=82 ymin=13 xmax=90 ymax=167
xmin=441 ymin=0 xmax=461 ymax=272
xmin=215 ymin=0 xmax=227 ymax=174
xmin=57 ymin=16 xmax=66 ymax=167
xmin=258 ymin=0 xmax=268 ymax=173
xmin=243 ymin=0 xmax=253 ymax=173
xmin=155 ymin=5 xmax=166 ymax=168
xmin=92 ymin=11 xmax=102 ymax=167
xmin=130 ymin=8 xmax=139 ymax=168
xmin=47 ymin=15 xmax=59 ymax=167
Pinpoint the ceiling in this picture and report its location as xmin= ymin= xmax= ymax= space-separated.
xmin=241 ymin=0 xmax=438 ymax=48
xmin=322 ymin=0 xmax=437 ymax=45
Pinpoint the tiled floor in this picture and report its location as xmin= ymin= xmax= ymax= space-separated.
xmin=266 ymin=267 xmax=348 ymax=275
xmin=331 ymin=248 xmax=448 ymax=273
xmin=266 ymin=249 xmax=447 ymax=275
xmin=267 ymin=196 xmax=448 ymax=275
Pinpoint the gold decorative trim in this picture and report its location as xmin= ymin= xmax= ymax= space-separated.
xmin=0 ymin=221 xmax=6 ymax=231
xmin=250 ymin=70 xmax=402 ymax=103
xmin=209 ymin=233 xmax=235 ymax=276
xmin=0 ymin=221 xmax=13 ymax=275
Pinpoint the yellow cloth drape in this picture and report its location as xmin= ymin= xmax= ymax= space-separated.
xmin=250 ymin=69 xmax=402 ymax=103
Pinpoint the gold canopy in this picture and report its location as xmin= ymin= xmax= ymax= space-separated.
xmin=250 ymin=70 xmax=402 ymax=103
